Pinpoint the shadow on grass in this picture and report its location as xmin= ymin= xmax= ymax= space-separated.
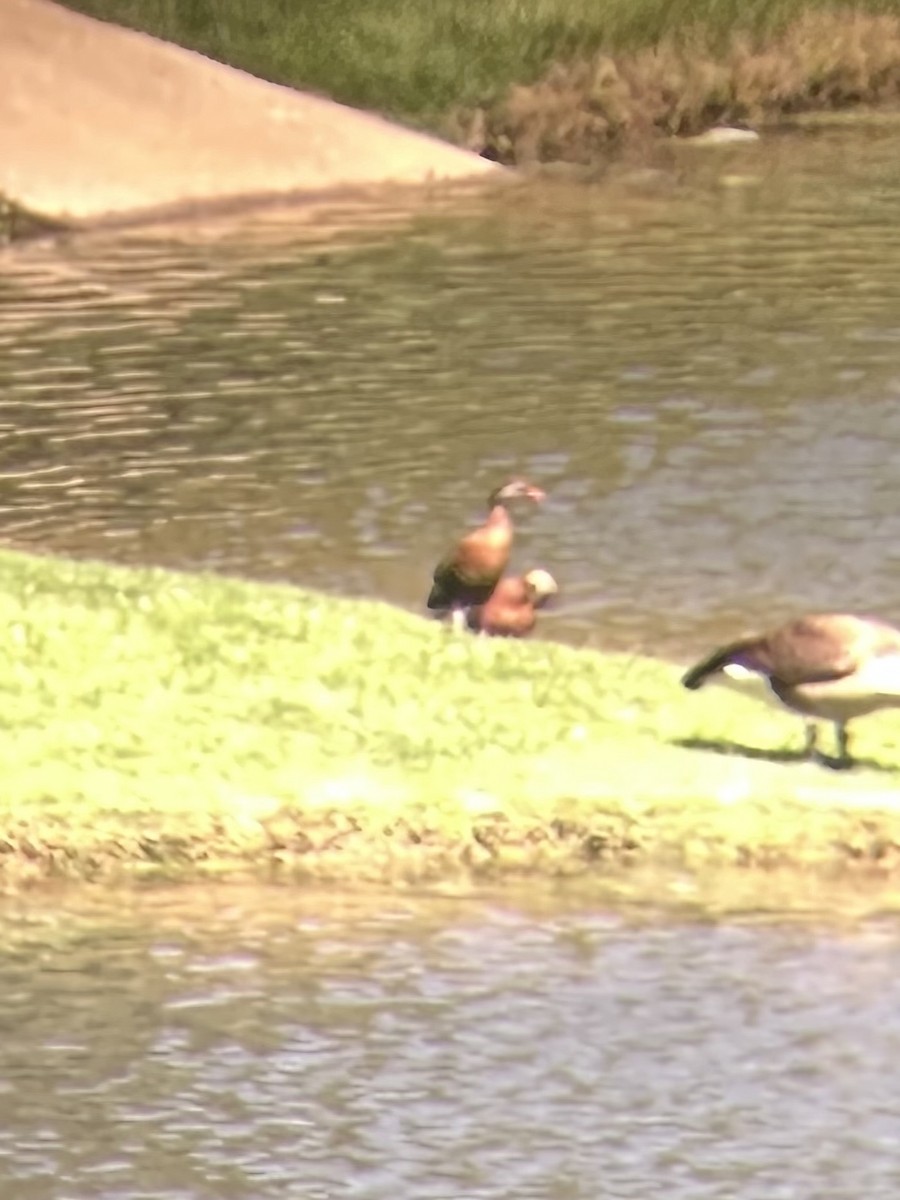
xmin=675 ymin=736 xmax=895 ymax=774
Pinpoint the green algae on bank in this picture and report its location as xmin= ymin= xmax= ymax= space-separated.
xmin=0 ymin=194 xmax=63 ymax=242
xmin=1 ymin=547 xmax=900 ymax=889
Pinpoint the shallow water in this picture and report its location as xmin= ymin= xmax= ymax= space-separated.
xmin=1 ymin=884 xmax=900 ymax=1199
xmin=3 ymin=123 xmax=900 ymax=654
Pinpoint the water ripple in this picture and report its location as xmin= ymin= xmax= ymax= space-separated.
xmin=3 ymin=131 xmax=900 ymax=652
xmin=0 ymin=893 xmax=899 ymax=1197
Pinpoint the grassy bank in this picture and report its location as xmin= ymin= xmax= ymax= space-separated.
xmin=61 ymin=0 xmax=900 ymax=162
xmin=1 ymin=548 xmax=900 ymax=889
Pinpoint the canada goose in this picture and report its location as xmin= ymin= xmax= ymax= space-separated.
xmin=681 ymin=613 xmax=900 ymax=766
xmin=427 ymin=479 xmax=545 ymax=631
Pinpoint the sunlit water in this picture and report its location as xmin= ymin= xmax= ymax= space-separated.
xmin=0 ymin=885 xmax=899 ymax=1199
xmin=4 ymin=122 xmax=900 ymax=656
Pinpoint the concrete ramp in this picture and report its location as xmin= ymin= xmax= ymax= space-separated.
xmin=0 ymin=0 xmax=497 ymax=222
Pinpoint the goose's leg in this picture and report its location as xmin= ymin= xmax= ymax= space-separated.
xmin=833 ymin=721 xmax=852 ymax=769
xmin=802 ymin=720 xmax=818 ymax=760
xmin=451 ymin=608 xmax=467 ymax=634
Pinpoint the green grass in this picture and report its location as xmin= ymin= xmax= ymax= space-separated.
xmin=60 ymin=0 xmax=900 ymax=120
xmin=2 ymin=547 xmax=900 ymax=888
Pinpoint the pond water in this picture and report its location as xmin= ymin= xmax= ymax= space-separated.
xmin=4 ymin=120 xmax=900 ymax=657
xmin=1 ymin=884 xmax=899 ymax=1199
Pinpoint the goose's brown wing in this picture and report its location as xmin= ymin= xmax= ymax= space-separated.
xmin=762 ymin=615 xmax=899 ymax=685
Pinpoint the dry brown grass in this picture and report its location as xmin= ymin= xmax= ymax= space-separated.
xmin=450 ymin=9 xmax=900 ymax=164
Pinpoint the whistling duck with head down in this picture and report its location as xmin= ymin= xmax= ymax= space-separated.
xmin=466 ymin=568 xmax=558 ymax=637
xmin=681 ymin=612 xmax=900 ymax=767
xmin=427 ymin=479 xmax=546 ymax=630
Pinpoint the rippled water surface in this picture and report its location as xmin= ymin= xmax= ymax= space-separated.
xmin=2 ymin=885 xmax=900 ymax=1199
xmin=4 ymin=124 xmax=900 ymax=653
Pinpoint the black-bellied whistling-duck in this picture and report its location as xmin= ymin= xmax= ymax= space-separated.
xmin=427 ymin=479 xmax=545 ymax=630
xmin=681 ymin=613 xmax=900 ymax=767
xmin=466 ymin=569 xmax=558 ymax=637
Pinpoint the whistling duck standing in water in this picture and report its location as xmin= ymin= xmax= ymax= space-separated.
xmin=681 ymin=613 xmax=900 ymax=767
xmin=466 ymin=568 xmax=559 ymax=637
xmin=427 ymin=479 xmax=546 ymax=630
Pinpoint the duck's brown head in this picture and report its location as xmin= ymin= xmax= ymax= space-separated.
xmin=524 ymin=568 xmax=558 ymax=608
xmin=488 ymin=479 xmax=546 ymax=508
